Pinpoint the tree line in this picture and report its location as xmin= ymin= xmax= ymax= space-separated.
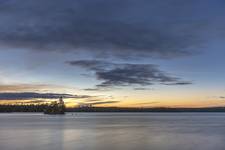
xmin=0 ymin=104 xmax=47 ymax=112
xmin=1 ymin=104 xmax=225 ymax=112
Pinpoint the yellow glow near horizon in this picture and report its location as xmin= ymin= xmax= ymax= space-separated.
xmin=0 ymin=85 xmax=224 ymax=108
xmin=0 ymin=97 xmax=224 ymax=108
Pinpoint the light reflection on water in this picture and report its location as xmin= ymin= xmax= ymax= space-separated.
xmin=0 ymin=113 xmax=225 ymax=150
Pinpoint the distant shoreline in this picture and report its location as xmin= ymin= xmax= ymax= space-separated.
xmin=1 ymin=104 xmax=225 ymax=113
xmin=66 ymin=107 xmax=225 ymax=112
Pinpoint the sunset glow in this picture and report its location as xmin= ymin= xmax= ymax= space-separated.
xmin=0 ymin=0 xmax=225 ymax=108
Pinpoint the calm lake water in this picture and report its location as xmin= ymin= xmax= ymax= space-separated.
xmin=1 ymin=113 xmax=225 ymax=150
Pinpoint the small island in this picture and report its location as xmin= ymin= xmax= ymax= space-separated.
xmin=44 ymin=96 xmax=65 ymax=115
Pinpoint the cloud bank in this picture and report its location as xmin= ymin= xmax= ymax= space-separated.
xmin=0 ymin=0 xmax=224 ymax=59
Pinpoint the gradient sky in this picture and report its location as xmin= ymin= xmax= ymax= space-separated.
xmin=0 ymin=0 xmax=225 ymax=107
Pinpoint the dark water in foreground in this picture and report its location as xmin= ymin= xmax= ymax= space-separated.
xmin=1 ymin=113 xmax=225 ymax=150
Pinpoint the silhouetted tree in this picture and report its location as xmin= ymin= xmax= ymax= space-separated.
xmin=44 ymin=98 xmax=65 ymax=114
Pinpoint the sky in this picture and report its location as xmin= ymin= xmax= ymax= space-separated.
xmin=0 ymin=0 xmax=225 ymax=107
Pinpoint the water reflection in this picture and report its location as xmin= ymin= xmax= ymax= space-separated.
xmin=0 ymin=113 xmax=225 ymax=150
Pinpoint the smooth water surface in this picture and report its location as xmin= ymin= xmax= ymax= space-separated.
xmin=1 ymin=113 xmax=225 ymax=150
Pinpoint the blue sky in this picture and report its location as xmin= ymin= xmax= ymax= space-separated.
xmin=0 ymin=0 xmax=225 ymax=107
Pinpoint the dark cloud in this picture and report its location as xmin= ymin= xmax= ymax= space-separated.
xmin=79 ymin=100 xmax=120 ymax=106
xmin=133 ymin=102 xmax=160 ymax=105
xmin=0 ymin=0 xmax=224 ymax=59
xmin=84 ymin=99 xmax=102 ymax=102
xmin=0 ymin=92 xmax=92 ymax=100
xmin=67 ymin=60 xmax=191 ymax=88
xmin=162 ymin=81 xmax=192 ymax=85
xmin=133 ymin=88 xmax=152 ymax=91
xmin=90 ymin=101 xmax=120 ymax=105
xmin=83 ymin=88 xmax=110 ymax=91
xmin=83 ymin=88 xmax=100 ymax=91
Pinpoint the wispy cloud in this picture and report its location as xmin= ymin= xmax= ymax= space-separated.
xmin=0 ymin=84 xmax=52 ymax=92
xmin=133 ymin=88 xmax=153 ymax=91
xmin=0 ymin=92 xmax=92 ymax=100
xmin=67 ymin=60 xmax=191 ymax=88
xmin=78 ymin=100 xmax=120 ymax=106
